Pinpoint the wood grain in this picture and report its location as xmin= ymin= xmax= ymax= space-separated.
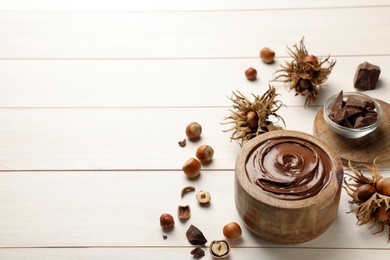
xmin=313 ymin=99 xmax=390 ymax=166
xmin=0 ymin=57 xmax=389 ymax=108
xmin=0 ymin=171 xmax=389 ymax=248
xmin=0 ymin=8 xmax=390 ymax=59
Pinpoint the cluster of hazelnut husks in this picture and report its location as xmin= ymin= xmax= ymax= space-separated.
xmin=159 ymin=122 xmax=242 ymax=258
xmin=344 ymin=160 xmax=390 ymax=242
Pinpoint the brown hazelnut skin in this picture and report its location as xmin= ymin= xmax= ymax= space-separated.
xmin=302 ymin=55 xmax=319 ymax=65
xmin=246 ymin=111 xmax=258 ymax=129
xmin=160 ymin=213 xmax=175 ymax=229
xmin=357 ymin=184 xmax=376 ymax=202
xmin=223 ymin=222 xmax=242 ymax=240
xmin=376 ymin=177 xmax=390 ymax=196
xmin=245 ymin=67 xmax=257 ymax=81
xmin=185 ymin=122 xmax=202 ymax=140
xmin=182 ymin=158 xmax=201 ymax=178
xmin=196 ymin=145 xmax=214 ymax=163
xmin=373 ymin=207 xmax=390 ymax=222
xmin=260 ymin=47 xmax=275 ymax=64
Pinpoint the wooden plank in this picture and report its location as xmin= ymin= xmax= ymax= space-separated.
xmin=0 ymin=0 xmax=388 ymax=11
xmin=0 ymin=106 xmax=388 ymax=171
xmin=0 ymin=107 xmax=323 ymax=171
xmin=0 ymin=247 xmax=389 ymax=260
xmin=0 ymin=8 xmax=390 ymax=58
xmin=0 ymin=56 xmax=388 ymax=108
xmin=0 ymin=171 xmax=389 ymax=248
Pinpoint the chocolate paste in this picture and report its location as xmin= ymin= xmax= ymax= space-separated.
xmin=245 ymin=137 xmax=332 ymax=200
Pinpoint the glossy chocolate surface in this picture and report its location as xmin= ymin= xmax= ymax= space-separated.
xmin=245 ymin=137 xmax=332 ymax=200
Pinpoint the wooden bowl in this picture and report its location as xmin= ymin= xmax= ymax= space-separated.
xmin=235 ymin=130 xmax=343 ymax=244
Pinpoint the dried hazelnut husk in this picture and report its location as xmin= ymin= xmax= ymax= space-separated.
xmin=222 ymin=86 xmax=285 ymax=145
xmin=186 ymin=122 xmax=202 ymax=140
xmin=182 ymin=158 xmax=201 ymax=178
xmin=223 ymin=222 xmax=242 ymax=240
xmin=260 ymin=47 xmax=275 ymax=64
xmin=343 ymin=160 xmax=390 ymax=241
xmin=160 ymin=213 xmax=175 ymax=229
xmin=273 ymin=37 xmax=336 ymax=107
xmin=245 ymin=67 xmax=257 ymax=81
xmin=196 ymin=145 xmax=214 ymax=164
xmin=209 ymin=240 xmax=230 ymax=258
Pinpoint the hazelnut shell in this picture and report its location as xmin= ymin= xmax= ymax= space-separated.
xmin=185 ymin=122 xmax=202 ymax=140
xmin=182 ymin=158 xmax=201 ymax=178
xmin=223 ymin=222 xmax=242 ymax=240
xmin=196 ymin=145 xmax=214 ymax=163
xmin=376 ymin=177 xmax=390 ymax=196
xmin=260 ymin=47 xmax=275 ymax=64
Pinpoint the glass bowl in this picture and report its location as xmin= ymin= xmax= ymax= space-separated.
xmin=323 ymin=92 xmax=382 ymax=138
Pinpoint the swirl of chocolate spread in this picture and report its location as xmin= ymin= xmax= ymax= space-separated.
xmin=245 ymin=137 xmax=332 ymax=200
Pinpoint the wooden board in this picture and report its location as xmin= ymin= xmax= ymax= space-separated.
xmin=313 ymin=99 xmax=390 ymax=166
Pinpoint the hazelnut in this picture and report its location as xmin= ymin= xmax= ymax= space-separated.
xmin=196 ymin=190 xmax=211 ymax=205
xmin=185 ymin=122 xmax=202 ymax=140
xmin=357 ymin=184 xmax=376 ymax=202
xmin=223 ymin=222 xmax=242 ymax=240
xmin=260 ymin=47 xmax=275 ymax=64
xmin=209 ymin=240 xmax=230 ymax=258
xmin=245 ymin=67 xmax=257 ymax=81
xmin=182 ymin=158 xmax=201 ymax=178
xmin=376 ymin=177 xmax=390 ymax=196
xmin=246 ymin=111 xmax=258 ymax=129
xmin=160 ymin=213 xmax=174 ymax=229
xmin=373 ymin=206 xmax=390 ymax=222
xmin=196 ymin=145 xmax=214 ymax=163
xmin=302 ymin=55 xmax=318 ymax=65
xmin=177 ymin=205 xmax=191 ymax=220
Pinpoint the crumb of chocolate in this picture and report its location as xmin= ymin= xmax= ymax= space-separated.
xmin=162 ymin=235 xmax=168 ymax=240
xmin=178 ymin=139 xmax=187 ymax=147
xmin=190 ymin=247 xmax=205 ymax=259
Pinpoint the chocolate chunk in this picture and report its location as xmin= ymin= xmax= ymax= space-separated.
xmin=354 ymin=115 xmax=377 ymax=128
xmin=333 ymin=106 xmax=361 ymax=124
xmin=330 ymin=90 xmax=344 ymax=118
xmin=186 ymin=225 xmax=207 ymax=245
xmin=190 ymin=247 xmax=205 ymax=259
xmin=328 ymin=91 xmax=378 ymax=128
xmin=353 ymin=62 xmax=381 ymax=90
xmin=345 ymin=96 xmax=365 ymax=109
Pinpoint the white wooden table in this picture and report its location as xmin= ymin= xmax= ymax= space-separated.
xmin=0 ymin=1 xmax=389 ymax=259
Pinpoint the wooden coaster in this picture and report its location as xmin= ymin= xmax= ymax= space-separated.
xmin=313 ymin=99 xmax=390 ymax=166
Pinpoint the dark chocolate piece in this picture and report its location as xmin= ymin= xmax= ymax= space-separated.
xmin=353 ymin=62 xmax=381 ymax=90
xmin=328 ymin=91 xmax=378 ymax=128
xmin=186 ymin=225 xmax=207 ymax=245
xmin=190 ymin=247 xmax=205 ymax=259
xmin=330 ymin=90 xmax=344 ymax=118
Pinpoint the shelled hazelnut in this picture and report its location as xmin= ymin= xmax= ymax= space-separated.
xmin=245 ymin=67 xmax=257 ymax=81
xmin=160 ymin=213 xmax=175 ymax=229
xmin=196 ymin=190 xmax=211 ymax=205
xmin=209 ymin=240 xmax=230 ymax=258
